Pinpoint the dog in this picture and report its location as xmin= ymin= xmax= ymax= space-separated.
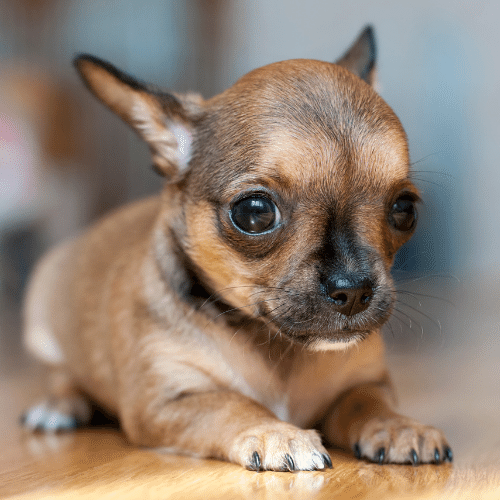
xmin=21 ymin=26 xmax=452 ymax=471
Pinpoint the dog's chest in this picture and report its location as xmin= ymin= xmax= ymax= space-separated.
xmin=217 ymin=332 xmax=387 ymax=428
xmin=220 ymin=341 xmax=351 ymax=428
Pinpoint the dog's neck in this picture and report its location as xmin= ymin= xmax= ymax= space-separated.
xmin=169 ymin=228 xmax=245 ymax=321
xmin=148 ymin=201 xmax=299 ymax=368
xmin=150 ymin=199 xmax=250 ymax=323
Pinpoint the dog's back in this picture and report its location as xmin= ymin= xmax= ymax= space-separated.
xmin=23 ymin=196 xmax=161 ymax=407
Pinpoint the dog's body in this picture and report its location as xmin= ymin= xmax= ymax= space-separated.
xmin=22 ymin=28 xmax=451 ymax=471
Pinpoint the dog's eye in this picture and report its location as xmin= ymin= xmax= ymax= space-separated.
xmin=230 ymin=196 xmax=279 ymax=234
xmin=389 ymin=196 xmax=417 ymax=232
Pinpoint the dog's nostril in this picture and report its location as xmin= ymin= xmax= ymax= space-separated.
xmin=331 ymin=292 xmax=348 ymax=305
xmin=325 ymin=277 xmax=375 ymax=316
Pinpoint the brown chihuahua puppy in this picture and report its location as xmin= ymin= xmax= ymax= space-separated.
xmin=22 ymin=27 xmax=452 ymax=471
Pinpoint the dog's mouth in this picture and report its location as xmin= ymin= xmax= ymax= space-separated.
xmin=255 ymin=289 xmax=394 ymax=346
xmin=269 ymin=318 xmax=386 ymax=346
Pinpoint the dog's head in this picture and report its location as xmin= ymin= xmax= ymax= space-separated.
xmin=75 ymin=27 xmax=419 ymax=350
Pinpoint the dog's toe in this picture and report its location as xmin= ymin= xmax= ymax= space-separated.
xmin=353 ymin=416 xmax=450 ymax=465
xmin=21 ymin=397 xmax=91 ymax=433
xmin=231 ymin=422 xmax=331 ymax=472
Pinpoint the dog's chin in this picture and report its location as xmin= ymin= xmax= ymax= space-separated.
xmin=287 ymin=330 xmax=371 ymax=351
xmin=306 ymin=336 xmax=364 ymax=352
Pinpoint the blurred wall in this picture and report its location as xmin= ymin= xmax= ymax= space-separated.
xmin=1 ymin=0 xmax=498 ymax=298
xmin=0 ymin=0 xmax=227 ymax=296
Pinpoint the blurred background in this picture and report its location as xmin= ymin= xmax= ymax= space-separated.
xmin=0 ymin=0 xmax=496 ymax=359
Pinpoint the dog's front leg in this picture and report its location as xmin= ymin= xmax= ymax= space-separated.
xmin=322 ymin=378 xmax=452 ymax=465
xmin=121 ymin=388 xmax=332 ymax=471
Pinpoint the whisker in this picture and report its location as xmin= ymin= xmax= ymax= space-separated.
xmin=410 ymin=168 xmax=456 ymax=180
xmin=203 ymin=297 xmax=282 ymax=329
xmin=228 ymin=302 xmax=287 ymax=346
xmin=199 ymin=284 xmax=302 ymax=310
xmin=397 ymin=291 xmax=423 ymax=307
xmin=409 ymin=152 xmax=442 ymax=168
xmin=198 ymin=284 xmax=259 ymax=308
xmin=271 ymin=309 xmax=294 ymax=342
xmin=395 ymin=300 xmax=442 ymax=336
xmin=279 ymin=341 xmax=295 ymax=361
xmin=254 ymin=304 xmax=291 ymax=346
xmin=392 ymin=307 xmax=423 ymax=338
xmin=391 ymin=251 xmax=426 ymax=268
xmin=394 ymin=273 xmax=461 ymax=286
xmin=198 ymin=284 xmax=272 ymax=309
xmin=389 ymin=311 xmax=404 ymax=336
xmin=228 ymin=322 xmax=250 ymax=345
xmin=396 ymin=289 xmax=455 ymax=307
xmin=383 ymin=315 xmax=395 ymax=339
xmin=410 ymin=177 xmax=448 ymax=190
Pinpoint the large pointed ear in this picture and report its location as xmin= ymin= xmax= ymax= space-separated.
xmin=74 ymin=54 xmax=203 ymax=181
xmin=335 ymin=26 xmax=377 ymax=86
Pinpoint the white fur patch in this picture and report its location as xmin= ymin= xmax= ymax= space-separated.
xmin=170 ymin=122 xmax=193 ymax=170
xmin=270 ymin=398 xmax=290 ymax=423
xmin=24 ymin=326 xmax=65 ymax=365
xmin=131 ymin=99 xmax=192 ymax=172
xmin=22 ymin=402 xmax=78 ymax=432
xmin=309 ymin=337 xmax=360 ymax=352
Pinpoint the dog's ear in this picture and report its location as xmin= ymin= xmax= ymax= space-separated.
xmin=74 ymin=54 xmax=203 ymax=181
xmin=335 ymin=26 xmax=376 ymax=86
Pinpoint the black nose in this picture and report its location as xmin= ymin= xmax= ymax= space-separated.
xmin=325 ymin=276 xmax=375 ymax=316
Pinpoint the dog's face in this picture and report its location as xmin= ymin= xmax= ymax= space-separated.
xmin=181 ymin=60 xmax=418 ymax=348
xmin=75 ymin=30 xmax=418 ymax=349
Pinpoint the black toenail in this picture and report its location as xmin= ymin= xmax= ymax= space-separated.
xmin=284 ymin=453 xmax=295 ymax=471
xmin=410 ymin=449 xmax=419 ymax=466
xmin=434 ymin=448 xmax=440 ymax=463
xmin=444 ymin=446 xmax=453 ymax=462
xmin=376 ymin=447 xmax=385 ymax=464
xmin=248 ymin=451 xmax=261 ymax=471
xmin=322 ymin=453 xmax=333 ymax=468
xmin=354 ymin=443 xmax=361 ymax=459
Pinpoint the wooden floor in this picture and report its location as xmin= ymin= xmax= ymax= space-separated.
xmin=1 ymin=277 xmax=500 ymax=499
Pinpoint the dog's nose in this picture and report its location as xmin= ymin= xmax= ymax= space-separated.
xmin=325 ymin=277 xmax=374 ymax=316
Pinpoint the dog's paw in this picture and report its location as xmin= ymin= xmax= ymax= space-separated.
xmin=352 ymin=416 xmax=452 ymax=465
xmin=20 ymin=397 xmax=91 ymax=432
xmin=229 ymin=422 xmax=332 ymax=472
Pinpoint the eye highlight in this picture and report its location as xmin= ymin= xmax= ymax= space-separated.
xmin=389 ymin=195 xmax=417 ymax=232
xmin=230 ymin=196 xmax=280 ymax=234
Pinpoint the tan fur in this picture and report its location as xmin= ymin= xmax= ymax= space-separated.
xmin=22 ymin=29 xmax=450 ymax=471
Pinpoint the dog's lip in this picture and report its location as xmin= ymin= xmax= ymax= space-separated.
xmin=283 ymin=327 xmax=372 ymax=343
xmin=291 ymin=330 xmax=371 ymax=347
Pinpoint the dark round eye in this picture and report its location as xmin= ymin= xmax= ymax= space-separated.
xmin=230 ymin=196 xmax=279 ymax=234
xmin=389 ymin=196 xmax=417 ymax=232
